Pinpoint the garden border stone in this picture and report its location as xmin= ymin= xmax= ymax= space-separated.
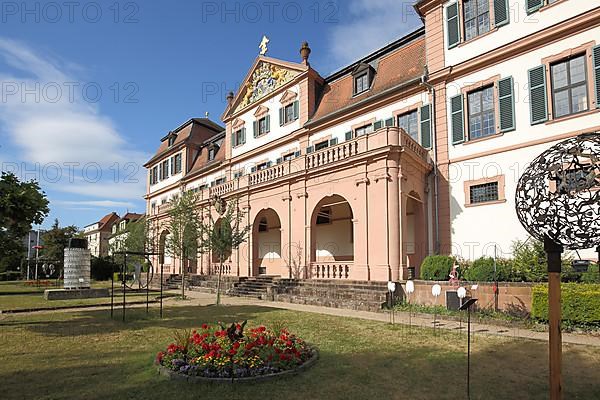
xmin=157 ymin=346 xmax=319 ymax=384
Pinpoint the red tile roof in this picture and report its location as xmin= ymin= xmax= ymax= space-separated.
xmin=310 ymin=36 xmax=426 ymax=123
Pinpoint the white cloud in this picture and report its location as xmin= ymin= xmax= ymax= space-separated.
xmin=327 ymin=0 xmax=423 ymax=70
xmin=0 ymin=37 xmax=149 ymax=204
xmin=55 ymin=200 xmax=138 ymax=209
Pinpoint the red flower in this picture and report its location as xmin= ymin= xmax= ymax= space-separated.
xmin=279 ymin=354 xmax=287 ymax=361
xmin=167 ymin=344 xmax=179 ymax=354
xmin=155 ymin=351 xmax=164 ymax=364
xmin=233 ymin=342 xmax=240 ymax=350
xmin=286 ymin=340 xmax=293 ymax=347
xmin=201 ymin=323 xmax=208 ymax=330
xmin=229 ymin=349 xmax=237 ymax=355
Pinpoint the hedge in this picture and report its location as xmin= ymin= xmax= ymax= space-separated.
xmin=420 ymin=255 xmax=454 ymax=281
xmin=0 ymin=271 xmax=22 ymax=281
xmin=531 ymin=283 xmax=600 ymax=324
xmin=462 ymin=257 xmax=513 ymax=282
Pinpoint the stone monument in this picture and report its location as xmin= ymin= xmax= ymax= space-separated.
xmin=44 ymin=238 xmax=110 ymax=301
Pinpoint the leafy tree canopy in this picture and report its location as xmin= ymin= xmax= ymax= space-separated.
xmin=0 ymin=172 xmax=49 ymax=271
xmin=41 ymin=219 xmax=79 ymax=262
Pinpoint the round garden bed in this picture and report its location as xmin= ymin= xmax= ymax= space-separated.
xmin=155 ymin=322 xmax=318 ymax=383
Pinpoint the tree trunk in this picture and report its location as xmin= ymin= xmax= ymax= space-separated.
xmin=181 ymin=251 xmax=186 ymax=300
xmin=216 ymin=256 xmax=223 ymax=306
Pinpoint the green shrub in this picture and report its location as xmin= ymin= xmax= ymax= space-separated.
xmin=463 ymin=257 xmax=514 ymax=282
xmin=91 ymin=256 xmax=119 ymax=281
xmin=511 ymin=238 xmax=573 ymax=282
xmin=0 ymin=271 xmax=22 ymax=281
xmin=420 ymin=255 xmax=454 ymax=281
xmin=581 ymin=263 xmax=599 ymax=284
xmin=531 ymin=283 xmax=600 ymax=325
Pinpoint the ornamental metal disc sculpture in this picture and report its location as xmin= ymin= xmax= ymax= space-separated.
xmin=515 ymin=132 xmax=600 ymax=250
xmin=122 ymin=254 xmax=154 ymax=290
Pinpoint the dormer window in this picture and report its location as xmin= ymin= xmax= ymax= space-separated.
xmin=208 ymin=147 xmax=217 ymax=161
xmin=168 ymin=135 xmax=176 ymax=147
xmin=352 ymin=63 xmax=375 ymax=96
xmin=355 ymin=73 xmax=369 ymax=94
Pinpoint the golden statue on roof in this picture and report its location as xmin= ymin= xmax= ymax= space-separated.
xmin=259 ymin=35 xmax=269 ymax=56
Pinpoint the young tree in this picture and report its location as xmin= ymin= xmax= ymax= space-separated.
xmin=41 ymin=219 xmax=78 ymax=262
xmin=166 ymin=191 xmax=200 ymax=299
xmin=0 ymin=172 xmax=49 ymax=272
xmin=198 ymin=196 xmax=251 ymax=306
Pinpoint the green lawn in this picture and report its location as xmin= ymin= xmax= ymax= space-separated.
xmin=0 ymin=292 xmax=159 ymax=311
xmin=0 ymin=304 xmax=598 ymax=400
xmin=0 ymin=281 xmax=112 ymax=294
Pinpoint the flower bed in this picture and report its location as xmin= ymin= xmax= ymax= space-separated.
xmin=155 ymin=322 xmax=318 ymax=382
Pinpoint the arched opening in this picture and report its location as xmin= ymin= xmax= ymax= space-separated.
xmin=311 ymin=195 xmax=354 ymax=279
xmin=406 ymin=191 xmax=426 ymax=274
xmin=252 ymin=209 xmax=282 ymax=276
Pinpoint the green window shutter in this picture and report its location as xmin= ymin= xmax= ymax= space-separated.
xmin=593 ymin=45 xmax=600 ymax=109
xmin=344 ymin=131 xmax=353 ymax=141
xmin=231 ymin=131 xmax=236 ymax=148
xmin=329 ymin=138 xmax=338 ymax=146
xmin=241 ymin=127 xmax=246 ymax=144
xmin=293 ymin=100 xmax=299 ymax=120
xmin=494 ymin=0 xmax=510 ymax=27
xmin=373 ymin=120 xmax=384 ymax=130
xmin=450 ymin=94 xmax=465 ymax=144
xmin=294 ymin=151 xmax=301 ymax=158
xmin=306 ymin=145 xmax=314 ymax=154
xmin=276 ymin=157 xmax=283 ymax=165
xmin=446 ymin=3 xmax=460 ymax=49
xmin=250 ymin=166 xmax=257 ymax=173
xmin=498 ymin=76 xmax=516 ymax=132
xmin=265 ymin=115 xmax=271 ymax=132
xmin=528 ymin=65 xmax=548 ymax=125
xmin=526 ymin=0 xmax=543 ymax=14
xmin=384 ymin=117 xmax=394 ymax=127
xmin=420 ymin=104 xmax=432 ymax=149
xmin=253 ymin=121 xmax=259 ymax=138
xmin=279 ymin=107 xmax=284 ymax=126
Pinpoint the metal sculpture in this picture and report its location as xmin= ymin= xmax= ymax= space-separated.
xmin=515 ymin=132 xmax=600 ymax=400
xmin=515 ymin=132 xmax=600 ymax=250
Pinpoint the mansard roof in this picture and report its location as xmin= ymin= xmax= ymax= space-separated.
xmin=309 ymin=28 xmax=426 ymax=125
xmin=187 ymin=131 xmax=226 ymax=178
xmin=145 ymin=118 xmax=224 ymax=167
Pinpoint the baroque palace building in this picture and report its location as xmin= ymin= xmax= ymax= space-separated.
xmin=145 ymin=0 xmax=600 ymax=281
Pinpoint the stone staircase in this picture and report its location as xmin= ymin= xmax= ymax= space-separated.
xmin=228 ymin=276 xmax=280 ymax=299
xmin=272 ymin=279 xmax=390 ymax=312
xmin=165 ymin=275 xmax=192 ymax=290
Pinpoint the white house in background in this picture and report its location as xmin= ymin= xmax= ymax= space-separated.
xmin=83 ymin=212 xmax=120 ymax=257
xmin=108 ymin=212 xmax=145 ymax=255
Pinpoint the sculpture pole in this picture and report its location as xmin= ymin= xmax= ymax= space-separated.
xmin=544 ymin=236 xmax=563 ymax=400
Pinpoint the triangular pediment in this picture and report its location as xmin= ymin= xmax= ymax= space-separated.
xmin=225 ymin=56 xmax=307 ymax=118
xmin=253 ymin=105 xmax=270 ymax=118
xmin=279 ymin=90 xmax=298 ymax=104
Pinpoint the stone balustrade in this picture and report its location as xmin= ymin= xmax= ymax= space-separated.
xmin=312 ymin=262 xmax=352 ymax=280
xmin=150 ymin=127 xmax=429 ymax=215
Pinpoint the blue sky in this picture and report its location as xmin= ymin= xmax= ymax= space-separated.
xmin=0 ymin=0 xmax=422 ymax=230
